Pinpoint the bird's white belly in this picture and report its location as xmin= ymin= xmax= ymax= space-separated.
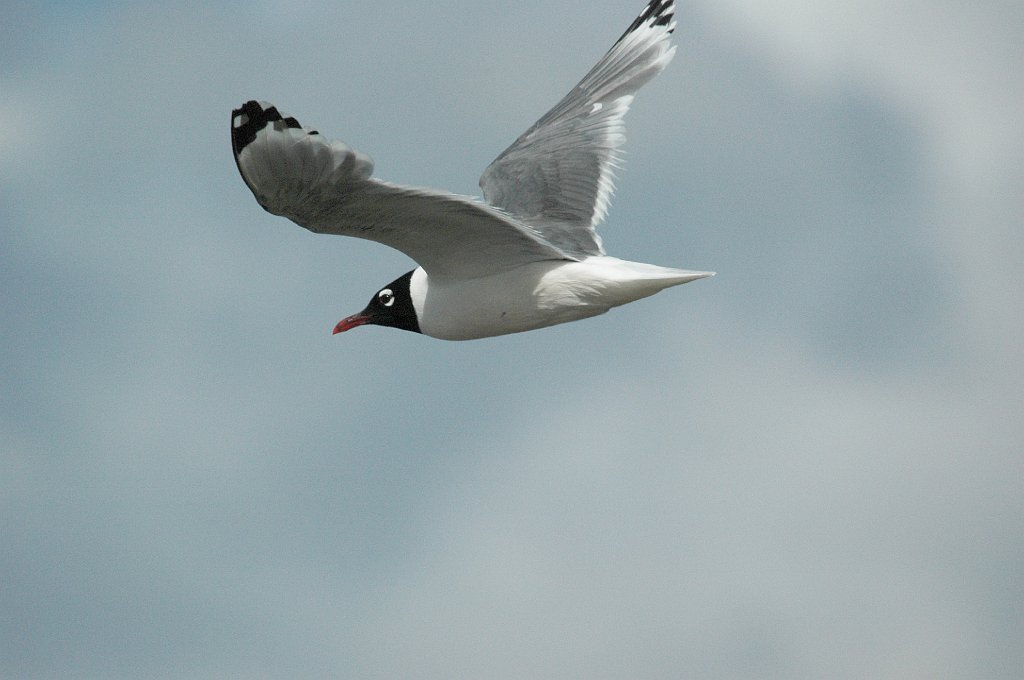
xmin=411 ymin=257 xmax=708 ymax=340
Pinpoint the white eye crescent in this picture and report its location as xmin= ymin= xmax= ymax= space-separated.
xmin=378 ymin=289 xmax=395 ymax=307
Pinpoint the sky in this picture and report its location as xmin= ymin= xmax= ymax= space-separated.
xmin=2 ymin=1 xmax=1022 ymax=678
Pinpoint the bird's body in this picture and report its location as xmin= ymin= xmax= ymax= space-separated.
xmin=410 ymin=258 xmax=709 ymax=341
xmin=231 ymin=0 xmax=712 ymax=340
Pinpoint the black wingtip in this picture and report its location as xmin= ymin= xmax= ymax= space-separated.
xmin=616 ymin=0 xmax=675 ymax=44
xmin=231 ymin=100 xmax=264 ymax=156
xmin=231 ymin=100 xmax=315 ymax=157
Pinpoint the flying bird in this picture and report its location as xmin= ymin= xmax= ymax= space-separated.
xmin=231 ymin=0 xmax=712 ymax=340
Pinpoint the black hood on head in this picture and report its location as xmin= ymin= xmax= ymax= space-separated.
xmin=360 ymin=269 xmax=421 ymax=334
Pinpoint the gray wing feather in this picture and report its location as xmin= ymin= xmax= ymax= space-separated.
xmin=479 ymin=0 xmax=678 ymax=257
xmin=232 ymin=101 xmax=572 ymax=281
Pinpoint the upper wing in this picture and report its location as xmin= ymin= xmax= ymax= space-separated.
xmin=479 ymin=0 xmax=678 ymax=257
xmin=231 ymin=101 xmax=572 ymax=281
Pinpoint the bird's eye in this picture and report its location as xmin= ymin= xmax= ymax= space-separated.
xmin=378 ymin=289 xmax=395 ymax=307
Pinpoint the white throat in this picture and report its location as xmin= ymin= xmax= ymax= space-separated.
xmin=409 ymin=267 xmax=429 ymax=322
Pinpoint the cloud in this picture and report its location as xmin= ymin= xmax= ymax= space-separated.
xmin=2 ymin=1 xmax=1021 ymax=679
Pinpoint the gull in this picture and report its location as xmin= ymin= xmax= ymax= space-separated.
xmin=231 ymin=0 xmax=712 ymax=340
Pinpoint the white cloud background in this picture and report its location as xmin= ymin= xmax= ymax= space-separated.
xmin=2 ymin=1 xmax=1021 ymax=678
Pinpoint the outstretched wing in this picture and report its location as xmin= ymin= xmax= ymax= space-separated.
xmin=231 ymin=101 xmax=572 ymax=281
xmin=479 ymin=0 xmax=677 ymax=257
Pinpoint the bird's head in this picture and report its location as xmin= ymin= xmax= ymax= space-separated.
xmin=332 ymin=270 xmax=421 ymax=335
